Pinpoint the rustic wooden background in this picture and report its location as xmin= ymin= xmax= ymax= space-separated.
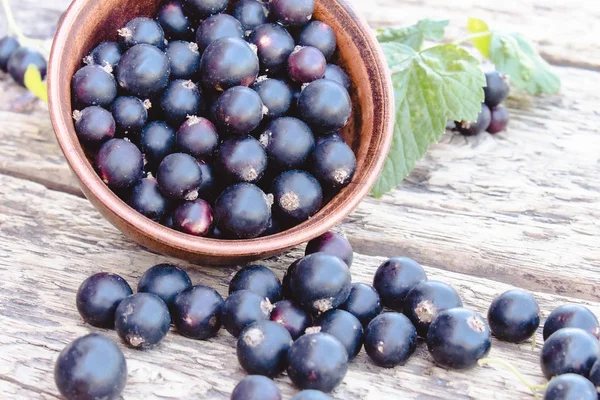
xmin=1 ymin=0 xmax=599 ymax=399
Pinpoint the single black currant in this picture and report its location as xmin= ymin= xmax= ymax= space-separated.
xmin=298 ymin=79 xmax=351 ymax=133
xmin=214 ymin=183 xmax=272 ymax=239
xmin=140 ymin=121 xmax=176 ymax=168
xmin=176 ymin=116 xmax=219 ymax=159
xmin=270 ymin=300 xmax=311 ymax=339
xmin=313 ymin=309 xmax=364 ymax=360
xmin=137 ymin=263 xmax=192 ymax=306
xmin=111 ymin=96 xmax=151 ymax=134
xmin=222 ymin=290 xmax=273 ymax=337
xmin=340 ymin=282 xmax=382 ymax=326
xmin=487 ymin=106 xmax=510 ymax=134
xmin=87 ymin=41 xmax=122 ymax=68
xmin=229 ymin=265 xmax=282 ymax=302
xmin=96 ymin=138 xmax=144 ymax=189
xmin=311 ymin=140 xmax=356 ymax=190
xmin=114 ymin=293 xmax=171 ymax=349
xmin=271 ymin=170 xmax=323 ymax=223
xmin=76 ymin=272 xmax=133 ymax=328
xmin=455 ymin=103 xmax=492 ymax=136
xmin=54 ymin=333 xmax=127 ymax=400
xmin=288 ymin=46 xmax=326 ymax=84
xmin=287 ymin=332 xmax=348 ymax=393
xmin=543 ymin=304 xmax=600 ymax=340
xmin=291 ymin=391 xmax=332 ymax=400
xmin=200 ymin=37 xmax=259 ymax=91
xmin=157 ymin=1 xmax=194 ymax=41
xmin=237 ymin=320 xmax=293 ymax=376
xmin=186 ymin=0 xmax=228 ymax=19
xmin=305 ymin=231 xmax=353 ymax=266
xmin=231 ymin=375 xmax=282 ymax=400
xmin=541 ymin=328 xmax=600 ymax=379
xmin=484 ymin=71 xmax=510 ymax=108
xmin=156 ymin=153 xmax=203 ymax=200
xmin=298 ymin=21 xmax=336 ymax=60
xmin=217 ymin=136 xmax=268 ymax=184
xmin=171 ymin=285 xmax=224 ymax=339
xmin=0 ymin=36 xmax=20 ymax=72
xmin=364 ymin=312 xmax=418 ymax=367
xmin=487 ymin=289 xmax=540 ymax=343
xmin=427 ymin=308 xmax=491 ymax=370
xmin=128 ymin=177 xmax=170 ymax=221
xmin=7 ymin=47 xmax=47 ymax=86
xmin=73 ymin=106 xmax=116 ymax=148
xmin=196 ymin=14 xmax=243 ymax=51
xmin=543 ymin=374 xmax=597 ymax=400
xmin=117 ymin=44 xmax=171 ymax=97
xmin=233 ymin=0 xmax=270 ymax=32
xmin=372 ymin=257 xmax=427 ymax=312
xmin=160 ymin=79 xmax=203 ymax=127
xmin=260 ymin=117 xmax=315 ymax=170
xmin=252 ymin=78 xmax=293 ymax=119
xmin=248 ymin=23 xmax=295 ymax=74
xmin=323 ymin=64 xmax=350 ymax=91
xmin=315 ymin=131 xmax=345 ymax=147
xmin=118 ymin=17 xmax=166 ymax=49
xmin=172 ymin=198 xmax=214 ymax=236
xmin=270 ymin=0 xmax=314 ymax=27
xmin=165 ymin=41 xmax=200 ymax=80
xmin=214 ymin=86 xmax=265 ymax=135
xmin=72 ymin=65 xmax=117 ymax=107
xmin=281 ymin=259 xmax=300 ymax=300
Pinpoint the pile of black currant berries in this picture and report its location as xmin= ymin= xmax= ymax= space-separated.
xmin=455 ymin=70 xmax=511 ymax=136
xmin=71 ymin=0 xmax=357 ymax=240
xmin=0 ymin=36 xmax=47 ymax=87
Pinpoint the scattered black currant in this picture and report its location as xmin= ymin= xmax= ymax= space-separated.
xmin=140 ymin=121 xmax=176 ymax=168
xmin=72 ymin=65 xmax=117 ymax=107
xmin=96 ymin=138 xmax=144 ymax=189
xmin=87 ymin=41 xmax=122 ymax=68
xmin=165 ymin=41 xmax=200 ymax=80
xmin=298 ymin=79 xmax=352 ymax=133
xmin=543 ymin=304 xmax=600 ymax=340
xmin=172 ymin=198 xmax=214 ymax=236
xmin=340 ymin=282 xmax=382 ymax=326
xmin=298 ymin=21 xmax=336 ymax=61
xmin=200 ymin=37 xmax=259 ymax=91
xmin=484 ymin=71 xmax=510 ymax=108
xmin=114 ymin=293 xmax=171 ymax=349
xmin=128 ymin=177 xmax=170 ymax=221
xmin=222 ymin=289 xmax=273 ymax=337
xmin=233 ymin=0 xmax=270 ymax=32
xmin=237 ymin=320 xmax=293 ymax=376
xmin=271 ymin=170 xmax=323 ymax=223
xmin=231 ymin=375 xmax=282 ymax=400
xmin=54 ymin=333 xmax=127 ymax=400
xmin=196 ymin=14 xmax=243 ymax=51
xmin=117 ymin=44 xmax=171 ymax=97
xmin=157 ymin=1 xmax=194 ymax=41
xmin=315 ymin=131 xmax=345 ymax=147
xmin=252 ymin=78 xmax=293 ymax=119
xmin=171 ymin=285 xmax=224 ymax=339
xmin=323 ymin=64 xmax=351 ymax=91
xmin=73 ymin=106 xmax=116 ymax=148
xmin=160 ymin=79 xmax=202 ymax=127
xmin=214 ymin=183 xmax=272 ymax=239
xmin=176 ymin=116 xmax=219 ymax=159
xmin=248 ymin=23 xmax=295 ymax=74
xmin=111 ymin=96 xmax=151 ymax=134
xmin=427 ymin=308 xmax=491 ymax=370
xmin=313 ymin=309 xmax=364 ymax=360
xmin=487 ymin=289 xmax=540 ymax=343
xmin=229 ymin=265 xmax=282 ymax=302
xmin=364 ymin=312 xmax=418 ymax=367
xmin=156 ymin=153 xmax=203 ymax=200
xmin=487 ymin=106 xmax=510 ymax=134
xmin=270 ymin=299 xmax=311 ymax=339
xmin=287 ymin=332 xmax=348 ymax=393
xmin=186 ymin=0 xmax=228 ymax=19
xmin=291 ymin=391 xmax=332 ymax=400
xmin=305 ymin=231 xmax=353 ymax=267
xmin=288 ymin=252 xmax=351 ymax=314
xmin=372 ymin=257 xmax=427 ymax=312
xmin=288 ymin=46 xmax=326 ymax=84
xmin=214 ymin=86 xmax=265 ymax=135
xmin=119 ymin=17 xmax=166 ymax=49
xmin=7 ymin=47 xmax=47 ymax=86
xmin=76 ymin=272 xmax=133 ymax=328
xmin=270 ymin=0 xmax=314 ymax=27
xmin=260 ymin=117 xmax=315 ymax=170
xmin=0 ymin=36 xmax=20 ymax=72
xmin=138 ymin=263 xmax=192 ymax=306
xmin=311 ymin=140 xmax=356 ymax=190
xmin=543 ymin=373 xmax=597 ymax=400
xmin=540 ymin=328 xmax=600 ymax=379
xmin=456 ymin=103 xmax=492 ymax=136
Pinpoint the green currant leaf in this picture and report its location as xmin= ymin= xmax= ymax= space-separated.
xmin=377 ymin=19 xmax=449 ymax=50
xmin=467 ymin=17 xmax=492 ymax=58
xmin=24 ymin=64 xmax=48 ymax=103
xmin=371 ymin=42 xmax=485 ymax=197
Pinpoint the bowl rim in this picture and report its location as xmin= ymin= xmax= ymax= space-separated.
xmin=47 ymin=0 xmax=395 ymax=260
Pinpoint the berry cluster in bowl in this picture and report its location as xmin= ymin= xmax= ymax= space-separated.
xmin=70 ymin=0 xmax=357 ymax=240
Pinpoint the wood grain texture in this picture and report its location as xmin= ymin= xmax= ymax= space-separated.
xmin=2 ymin=173 xmax=600 ymax=400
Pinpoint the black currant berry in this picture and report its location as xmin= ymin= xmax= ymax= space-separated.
xmin=252 ymin=78 xmax=293 ymax=119
xmin=96 ymin=138 xmax=144 ymax=189
xmin=186 ymin=0 xmax=228 ymax=19
xmin=404 ymin=280 xmax=463 ymax=338
xmin=311 ymin=140 xmax=356 ymax=190
xmin=298 ymin=21 xmax=336 ymax=60
xmin=217 ymin=136 xmax=268 ymax=184
xmin=340 ymin=282 xmax=382 ymax=326
xmin=281 ymin=259 xmax=299 ymax=299
xmin=271 ymin=170 xmax=323 ymax=223
xmin=119 ymin=17 xmax=166 ymax=49
xmin=288 ymin=46 xmax=326 ymax=84
xmin=117 ymin=44 xmax=171 ymax=97
xmin=111 ymin=96 xmax=151 ymax=134
xmin=171 ymin=285 xmax=224 ymax=339
xmin=261 ymin=216 xmax=282 ymax=237
xmin=214 ymin=183 xmax=272 ymax=239
xmin=323 ymin=64 xmax=350 ymax=91
xmin=128 ymin=177 xmax=170 ymax=221
xmin=288 ymin=252 xmax=351 ymax=314
xmin=172 ymin=198 xmax=214 ymax=236
xmin=197 ymin=161 xmax=218 ymax=201
xmin=72 ymin=65 xmax=117 ymax=107
xmin=0 ymin=36 xmax=19 ymax=72
xmin=176 ymin=116 xmax=219 ymax=159
xmin=541 ymin=328 xmax=600 ymax=379
xmin=200 ymin=37 xmax=259 ymax=91
xmin=588 ymin=359 xmax=600 ymax=391
xmin=160 ymin=80 xmax=203 ymax=127
xmin=249 ymin=23 xmax=295 ymax=74
xmin=364 ymin=312 xmax=418 ymax=367
xmin=544 ymin=374 xmax=597 ymax=400
xmin=487 ymin=289 xmax=540 ymax=343
xmin=165 ymin=41 xmax=200 ymax=80
xmin=54 ymin=333 xmax=127 ymax=400
xmin=287 ymin=332 xmax=348 ymax=393
xmin=260 ymin=117 xmax=315 ymax=170
xmin=140 ymin=121 xmax=176 ymax=168
xmin=87 ymin=41 xmax=122 ymax=69
xmin=114 ymin=293 xmax=171 ymax=349
xmin=543 ymin=304 xmax=600 ymax=341
xmin=196 ymin=14 xmax=243 ymax=51
xmin=76 ymin=272 xmax=133 ymax=328
xmin=484 ymin=71 xmax=510 ymax=108
xmin=456 ymin=103 xmax=491 ymax=136
xmin=156 ymin=153 xmax=203 ymax=200
xmin=270 ymin=0 xmax=314 ymax=27
xmin=222 ymin=290 xmax=273 ymax=337
xmin=138 ymin=263 xmax=192 ymax=306
xmin=157 ymin=1 xmax=194 ymax=41
xmin=270 ymin=300 xmax=311 ymax=339
xmin=73 ymin=106 xmax=116 ymax=148
xmin=7 ymin=47 xmax=47 ymax=86
xmin=372 ymin=257 xmax=427 ymax=312
xmin=237 ymin=320 xmax=293 ymax=376
xmin=231 ymin=375 xmax=282 ymax=400
xmin=214 ymin=86 xmax=265 ymax=135
xmin=427 ymin=308 xmax=491 ymax=370
xmin=298 ymin=79 xmax=351 ymax=133
xmin=487 ymin=106 xmax=510 ymax=134
xmin=291 ymin=391 xmax=332 ymax=400
xmin=313 ymin=309 xmax=363 ymax=360
xmin=315 ymin=131 xmax=344 ymax=147
xmin=233 ymin=0 xmax=270 ymax=32
xmin=229 ymin=265 xmax=282 ymax=302
xmin=305 ymin=231 xmax=352 ymax=266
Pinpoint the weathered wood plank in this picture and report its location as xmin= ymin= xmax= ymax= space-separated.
xmin=2 ymin=173 xmax=600 ymax=399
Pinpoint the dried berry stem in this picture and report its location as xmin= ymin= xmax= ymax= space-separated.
xmin=478 ymin=358 xmax=547 ymax=398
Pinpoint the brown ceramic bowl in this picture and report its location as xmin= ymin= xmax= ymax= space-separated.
xmin=48 ymin=0 xmax=394 ymax=265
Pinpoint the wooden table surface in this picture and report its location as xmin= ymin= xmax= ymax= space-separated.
xmin=1 ymin=0 xmax=599 ymax=399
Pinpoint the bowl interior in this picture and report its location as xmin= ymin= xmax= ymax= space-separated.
xmin=48 ymin=0 xmax=393 ymax=264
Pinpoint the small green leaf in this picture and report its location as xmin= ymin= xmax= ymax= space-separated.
xmin=24 ymin=64 xmax=48 ymax=103
xmin=377 ymin=19 xmax=449 ymax=50
xmin=467 ymin=17 xmax=492 ymax=58
xmin=372 ymin=42 xmax=485 ymax=197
